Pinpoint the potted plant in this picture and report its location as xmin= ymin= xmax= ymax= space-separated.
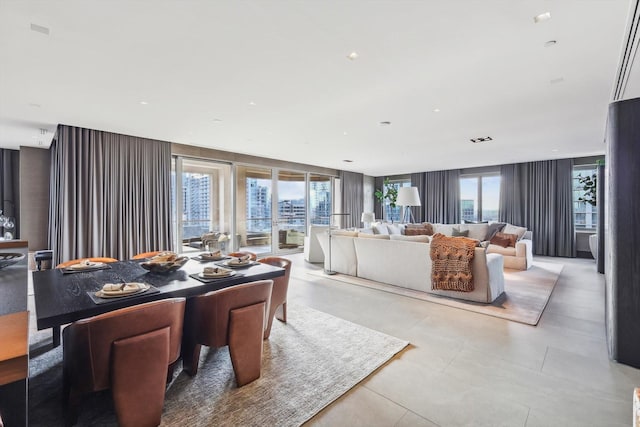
xmin=374 ymin=178 xmax=398 ymax=221
xmin=577 ymin=173 xmax=596 ymax=206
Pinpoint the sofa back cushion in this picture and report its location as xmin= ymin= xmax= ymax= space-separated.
xmin=459 ymin=223 xmax=489 ymax=241
xmin=433 ymin=224 xmax=455 ymax=236
xmin=390 ymin=234 xmax=430 ymax=243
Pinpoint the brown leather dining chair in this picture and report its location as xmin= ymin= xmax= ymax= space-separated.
xmin=257 ymin=256 xmax=292 ymax=339
xmin=131 ymin=251 xmax=167 ymax=260
xmin=56 ymin=257 xmax=118 ymax=269
xmin=182 ymin=280 xmax=273 ymax=386
xmin=227 ymin=251 xmax=257 ymax=261
xmin=62 ymin=298 xmax=186 ymax=427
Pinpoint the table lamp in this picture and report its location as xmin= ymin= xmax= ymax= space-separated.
xmin=361 ymin=212 xmax=374 ymax=229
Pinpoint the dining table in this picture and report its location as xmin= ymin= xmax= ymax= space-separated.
xmin=32 ymin=255 xmax=285 ymax=347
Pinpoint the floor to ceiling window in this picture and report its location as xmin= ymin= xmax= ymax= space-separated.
xmin=385 ymin=178 xmax=411 ymax=222
xmin=459 ymin=174 xmax=501 ymax=222
xmin=309 ymin=174 xmax=332 ymax=225
xmin=573 ymin=165 xmax=598 ymax=230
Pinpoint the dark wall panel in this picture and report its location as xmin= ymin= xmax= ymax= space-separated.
xmin=605 ymin=97 xmax=640 ymax=368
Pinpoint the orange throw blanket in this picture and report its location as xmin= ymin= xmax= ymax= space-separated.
xmin=430 ymin=233 xmax=477 ymax=292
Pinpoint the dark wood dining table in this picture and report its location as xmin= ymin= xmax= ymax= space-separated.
xmin=32 ymin=256 xmax=285 ymax=347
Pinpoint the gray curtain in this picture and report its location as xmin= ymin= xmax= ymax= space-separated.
xmin=411 ymin=172 xmax=425 ymax=223
xmin=0 ymin=149 xmax=20 ymax=238
xmin=340 ymin=171 xmax=363 ymax=229
xmin=374 ymin=176 xmax=384 ymax=221
xmin=423 ymin=169 xmax=460 ymax=223
xmin=49 ymin=125 xmax=173 ymax=265
xmin=499 ymin=159 xmax=575 ymax=257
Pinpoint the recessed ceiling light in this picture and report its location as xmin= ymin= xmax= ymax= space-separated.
xmin=248 ymin=101 xmax=257 ymax=106
xmin=534 ymin=12 xmax=551 ymax=23
xmin=343 ymin=159 xmax=354 ymax=163
xmin=139 ymin=101 xmax=148 ymax=105
xmin=544 ymin=40 xmax=557 ymax=47
xmin=551 ymin=149 xmax=559 ymax=152
xmin=343 ymin=131 xmax=348 ymax=136
xmin=347 ymin=52 xmax=359 ymax=61
xmin=470 ymin=136 xmax=493 ymax=143
xmin=433 ymin=108 xmax=441 ymax=113
xmin=379 ymin=121 xmax=391 ymax=126
xmin=30 ymin=23 xmax=50 ymax=35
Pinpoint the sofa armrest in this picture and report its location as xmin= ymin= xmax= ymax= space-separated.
xmin=515 ymin=239 xmax=533 ymax=269
xmin=485 ymin=253 xmax=505 ymax=300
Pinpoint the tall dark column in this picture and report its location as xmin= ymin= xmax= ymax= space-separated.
xmin=596 ymin=163 xmax=605 ymax=274
xmin=605 ymin=97 xmax=640 ymax=369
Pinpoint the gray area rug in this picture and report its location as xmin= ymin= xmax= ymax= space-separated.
xmin=28 ymin=304 xmax=408 ymax=426
xmin=309 ymin=261 xmax=563 ymax=325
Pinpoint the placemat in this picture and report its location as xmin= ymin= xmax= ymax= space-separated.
xmin=86 ymin=284 xmax=160 ymax=305
xmin=189 ymin=272 xmax=242 ymax=283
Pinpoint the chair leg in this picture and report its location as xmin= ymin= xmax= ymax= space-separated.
xmin=111 ymin=327 xmax=170 ymax=427
xmin=52 ymin=325 xmax=61 ymax=347
xmin=229 ymin=302 xmax=265 ymax=386
xmin=275 ymin=302 xmax=287 ymax=323
xmin=182 ymin=344 xmax=202 ymax=377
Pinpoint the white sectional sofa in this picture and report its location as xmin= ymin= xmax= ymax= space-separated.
xmin=317 ymin=231 xmax=505 ymax=303
xmin=368 ymin=221 xmax=533 ymax=271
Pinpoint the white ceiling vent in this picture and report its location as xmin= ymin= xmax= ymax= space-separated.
xmin=470 ymin=136 xmax=493 ymax=143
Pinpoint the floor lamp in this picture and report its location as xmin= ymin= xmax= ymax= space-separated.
xmin=397 ymin=187 xmax=421 ymax=224
xmin=324 ymin=213 xmax=350 ymax=275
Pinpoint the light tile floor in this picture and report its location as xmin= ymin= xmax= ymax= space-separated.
xmin=27 ymin=253 xmax=638 ymax=426
xmin=284 ymin=253 xmax=639 ymax=427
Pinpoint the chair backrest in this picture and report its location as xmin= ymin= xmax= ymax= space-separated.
xmin=191 ymin=280 xmax=272 ymax=348
xmin=228 ymin=251 xmax=257 ymax=261
xmin=56 ymin=257 xmax=118 ymax=269
xmin=63 ymin=298 xmax=186 ymax=391
xmin=257 ymin=256 xmax=292 ymax=290
xmin=131 ymin=251 xmax=168 ymax=260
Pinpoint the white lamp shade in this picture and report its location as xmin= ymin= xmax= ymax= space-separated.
xmin=361 ymin=212 xmax=375 ymax=223
xmin=396 ymin=187 xmax=421 ymax=206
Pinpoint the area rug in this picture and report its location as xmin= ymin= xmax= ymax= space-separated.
xmin=28 ymin=304 xmax=409 ymax=426
xmin=308 ymin=261 xmax=563 ymax=326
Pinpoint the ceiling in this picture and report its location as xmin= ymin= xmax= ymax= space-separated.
xmin=0 ymin=0 xmax=633 ymax=176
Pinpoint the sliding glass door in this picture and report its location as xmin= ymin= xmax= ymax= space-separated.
xmin=173 ymin=158 xmax=232 ymax=252
xmin=236 ymin=165 xmax=274 ymax=256
xmin=276 ymin=170 xmax=306 ymax=253
xmin=173 ymin=158 xmax=335 ymax=256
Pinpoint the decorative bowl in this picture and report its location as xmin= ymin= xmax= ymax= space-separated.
xmin=140 ymin=256 xmax=188 ymax=273
xmin=0 ymin=253 xmax=25 ymax=269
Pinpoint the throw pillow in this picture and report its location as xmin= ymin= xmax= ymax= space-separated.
xmin=373 ymin=224 xmax=389 ymax=235
xmin=502 ymin=223 xmax=527 ymax=240
xmin=386 ymin=224 xmax=402 ymax=235
xmin=485 ymin=222 xmax=506 ymax=241
xmin=420 ymin=222 xmax=435 ymax=235
xmin=490 ymin=231 xmax=518 ymax=248
xmin=452 ymin=227 xmax=470 ymax=237
xmin=405 ymin=227 xmax=430 ymax=236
